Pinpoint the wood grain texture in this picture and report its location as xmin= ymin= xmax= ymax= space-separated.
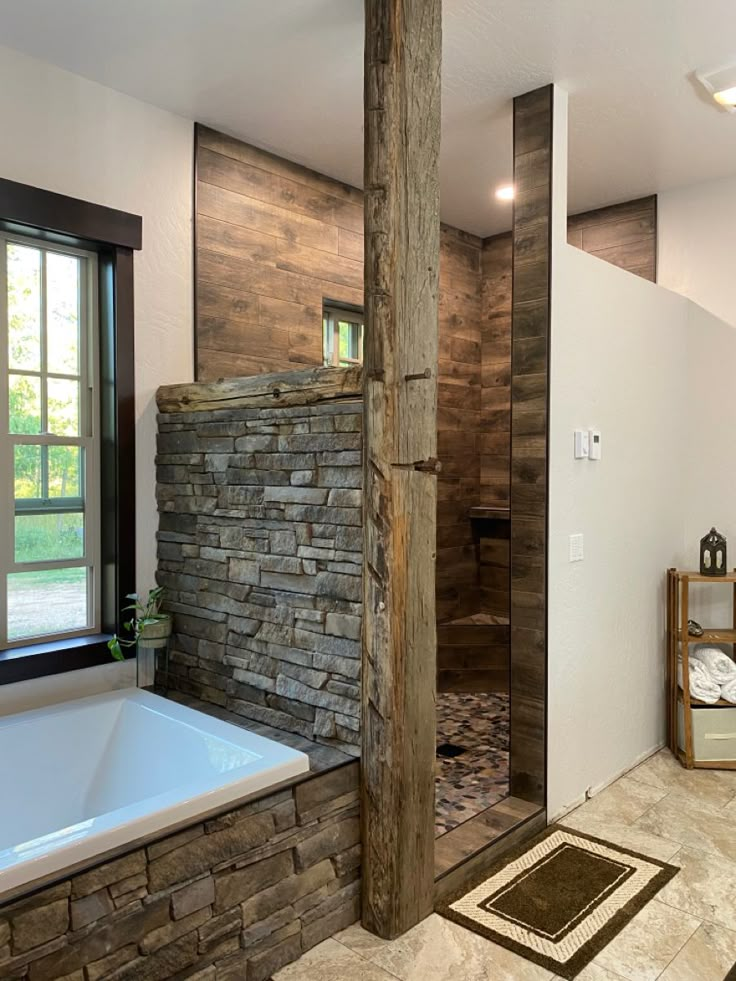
xmin=361 ymin=0 xmax=441 ymax=939
xmin=567 ymin=195 xmax=657 ymax=282
xmin=195 ymin=130 xmax=481 ymax=625
xmin=156 ymin=365 xmax=361 ymax=413
xmin=509 ymin=85 xmax=553 ymax=808
xmin=434 ymin=800 xmax=545 ymax=895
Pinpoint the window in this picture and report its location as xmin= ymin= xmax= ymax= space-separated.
xmin=0 ymin=176 xmax=140 ymax=682
xmin=323 ymin=304 xmax=364 ymax=367
xmin=0 ymin=234 xmax=100 ymax=648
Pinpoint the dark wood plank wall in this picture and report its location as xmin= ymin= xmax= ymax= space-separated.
xmin=196 ymin=125 xmax=364 ymax=379
xmin=567 ymin=195 xmax=657 ymax=282
xmin=437 ymin=227 xmax=482 ymax=624
xmin=194 ymin=126 xmax=482 ymax=627
xmin=509 ymin=85 xmax=553 ymax=807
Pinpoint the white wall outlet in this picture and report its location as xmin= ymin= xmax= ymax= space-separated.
xmin=574 ymin=430 xmax=590 ymax=459
xmin=569 ymin=533 xmax=584 ymax=562
xmin=589 ymin=430 xmax=602 ymax=460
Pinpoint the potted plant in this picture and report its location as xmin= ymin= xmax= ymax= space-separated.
xmin=108 ymin=586 xmax=172 ymax=661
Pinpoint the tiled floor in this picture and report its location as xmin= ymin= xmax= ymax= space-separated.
xmin=275 ymin=748 xmax=736 ymax=981
xmin=435 ymin=692 xmax=509 ymax=836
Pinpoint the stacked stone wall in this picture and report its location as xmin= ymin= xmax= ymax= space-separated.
xmin=156 ymin=402 xmax=363 ymax=754
xmin=0 ymin=764 xmax=360 ymax=980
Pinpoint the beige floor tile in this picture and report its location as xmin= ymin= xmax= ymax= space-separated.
xmin=273 ymin=938 xmax=397 ymax=981
xmin=558 ymin=809 xmax=682 ymax=862
xmin=636 ymin=792 xmax=736 ymax=863
xmin=657 ymin=845 xmax=736 ymax=932
xmin=593 ymin=899 xmax=700 ymax=981
xmin=334 ymin=921 xmax=391 ymax=957
xmin=366 ymin=913 xmax=554 ymax=980
xmin=658 ymin=920 xmax=736 ymax=980
xmin=552 ymin=964 xmax=629 ymax=981
xmin=628 ymin=749 xmax=736 ymax=808
xmin=563 ymin=774 xmax=668 ymax=828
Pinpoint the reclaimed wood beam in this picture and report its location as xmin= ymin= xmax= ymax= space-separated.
xmin=361 ymin=0 xmax=442 ymax=939
xmin=156 ymin=365 xmax=362 ymax=413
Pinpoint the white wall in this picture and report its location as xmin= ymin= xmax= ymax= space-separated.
xmin=548 ymin=246 xmax=690 ymax=818
xmin=658 ymin=174 xmax=736 ymax=329
xmin=681 ymin=304 xmax=736 ymax=627
xmin=0 ymin=44 xmax=194 ymax=597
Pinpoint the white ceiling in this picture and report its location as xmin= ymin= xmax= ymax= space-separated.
xmin=2 ymin=0 xmax=736 ymax=235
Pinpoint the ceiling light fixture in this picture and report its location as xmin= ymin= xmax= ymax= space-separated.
xmin=495 ymin=184 xmax=514 ymax=201
xmin=696 ymin=64 xmax=736 ymax=113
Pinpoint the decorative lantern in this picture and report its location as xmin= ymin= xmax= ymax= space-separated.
xmin=700 ymin=527 xmax=727 ymax=576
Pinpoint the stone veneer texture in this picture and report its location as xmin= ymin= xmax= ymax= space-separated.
xmin=0 ymin=763 xmax=360 ymax=981
xmin=155 ymin=402 xmax=363 ymax=755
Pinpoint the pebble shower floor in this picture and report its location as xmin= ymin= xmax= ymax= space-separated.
xmin=435 ymin=692 xmax=510 ymax=837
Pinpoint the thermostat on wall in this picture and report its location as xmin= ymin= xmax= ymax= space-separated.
xmin=589 ymin=430 xmax=602 ymax=460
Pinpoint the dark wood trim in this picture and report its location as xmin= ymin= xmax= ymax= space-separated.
xmin=509 ymin=84 xmax=555 ymax=808
xmin=0 ymin=188 xmax=138 ymax=682
xmin=109 ymin=248 xmax=137 ymax=632
xmin=0 ymin=178 xmax=141 ymax=250
xmin=193 ymin=124 xmax=201 ymax=381
xmin=0 ymin=635 xmax=115 ymax=686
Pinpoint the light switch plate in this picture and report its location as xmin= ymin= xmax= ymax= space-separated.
xmin=569 ymin=533 xmax=584 ymax=562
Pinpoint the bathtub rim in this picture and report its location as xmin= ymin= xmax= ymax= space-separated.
xmin=0 ymin=688 xmax=356 ymax=908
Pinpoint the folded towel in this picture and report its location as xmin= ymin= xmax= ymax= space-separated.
xmin=690 ymin=646 xmax=736 ymax=684
xmin=678 ymin=658 xmax=721 ymax=704
xmin=721 ymin=677 xmax=736 ymax=704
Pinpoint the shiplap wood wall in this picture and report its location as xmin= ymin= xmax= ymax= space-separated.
xmin=194 ymin=126 xmax=481 ymax=625
xmin=567 ymin=195 xmax=657 ymax=282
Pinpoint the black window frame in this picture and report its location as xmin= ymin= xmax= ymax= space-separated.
xmin=0 ymin=177 xmax=140 ymax=684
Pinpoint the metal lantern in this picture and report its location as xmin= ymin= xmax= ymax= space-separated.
xmin=700 ymin=527 xmax=727 ymax=576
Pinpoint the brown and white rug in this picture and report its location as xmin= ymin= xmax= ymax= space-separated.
xmin=437 ymin=825 xmax=679 ymax=979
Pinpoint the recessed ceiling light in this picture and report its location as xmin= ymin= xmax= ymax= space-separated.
xmin=696 ymin=64 xmax=736 ymax=113
xmin=495 ymin=184 xmax=514 ymax=201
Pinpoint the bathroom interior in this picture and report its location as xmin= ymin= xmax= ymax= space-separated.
xmin=0 ymin=50 xmax=671 ymax=981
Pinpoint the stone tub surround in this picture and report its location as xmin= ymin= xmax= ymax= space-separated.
xmin=155 ymin=401 xmax=362 ymax=755
xmin=0 ymin=760 xmax=360 ymax=981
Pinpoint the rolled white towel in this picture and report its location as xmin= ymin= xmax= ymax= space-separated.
xmin=678 ymin=657 xmax=721 ymax=704
xmin=690 ymin=645 xmax=736 ymax=684
xmin=721 ymin=677 xmax=736 ymax=704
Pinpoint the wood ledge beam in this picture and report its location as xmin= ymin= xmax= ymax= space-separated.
xmin=156 ymin=365 xmax=362 ymax=413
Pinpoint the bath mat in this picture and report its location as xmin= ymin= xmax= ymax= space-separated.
xmin=437 ymin=824 xmax=679 ymax=979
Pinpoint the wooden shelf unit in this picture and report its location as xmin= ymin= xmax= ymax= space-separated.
xmin=667 ymin=568 xmax=736 ymax=770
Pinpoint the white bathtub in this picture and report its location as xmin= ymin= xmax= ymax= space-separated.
xmin=0 ymin=688 xmax=309 ymax=898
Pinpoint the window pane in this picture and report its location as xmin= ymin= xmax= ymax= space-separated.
xmin=13 ymin=445 xmax=42 ymax=499
xmin=8 ymin=567 xmax=88 ymax=641
xmin=15 ymin=513 xmax=84 ymax=563
xmin=323 ymin=317 xmax=333 ymax=365
xmin=47 ymin=252 xmax=80 ymax=375
xmin=338 ymin=322 xmax=351 ymax=360
xmin=7 ymin=243 xmax=41 ymax=372
xmin=47 ymin=377 xmax=80 ymax=436
xmin=9 ymin=373 xmax=41 ymax=434
xmin=48 ymin=445 xmax=82 ymax=498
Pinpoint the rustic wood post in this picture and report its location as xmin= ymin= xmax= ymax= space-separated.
xmin=361 ymin=0 xmax=442 ymax=939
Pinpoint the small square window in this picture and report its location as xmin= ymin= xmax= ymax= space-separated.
xmin=323 ymin=304 xmax=364 ymax=367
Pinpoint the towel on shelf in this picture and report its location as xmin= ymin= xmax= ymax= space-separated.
xmin=690 ymin=645 xmax=736 ymax=684
xmin=721 ymin=677 xmax=736 ymax=704
xmin=678 ymin=657 xmax=721 ymax=704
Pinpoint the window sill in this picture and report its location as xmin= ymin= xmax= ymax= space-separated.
xmin=0 ymin=634 xmax=129 ymax=686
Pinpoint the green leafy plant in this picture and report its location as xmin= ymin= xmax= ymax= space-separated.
xmin=108 ymin=586 xmax=167 ymax=661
